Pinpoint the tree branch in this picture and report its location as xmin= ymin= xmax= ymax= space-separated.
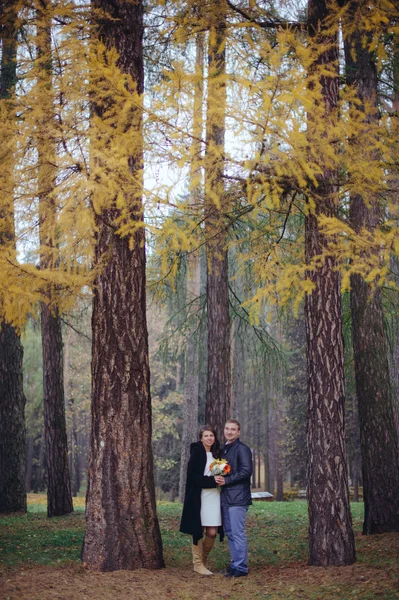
xmin=226 ymin=0 xmax=304 ymax=30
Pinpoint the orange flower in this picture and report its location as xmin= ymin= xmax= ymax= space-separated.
xmin=224 ymin=465 xmax=231 ymax=475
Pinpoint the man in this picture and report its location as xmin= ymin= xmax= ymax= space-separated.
xmin=215 ymin=419 xmax=253 ymax=578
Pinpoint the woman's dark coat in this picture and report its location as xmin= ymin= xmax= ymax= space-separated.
xmin=179 ymin=441 xmax=224 ymax=544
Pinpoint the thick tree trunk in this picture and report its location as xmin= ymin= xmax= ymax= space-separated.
xmin=82 ymin=0 xmax=163 ymax=571
xmin=179 ymin=33 xmax=204 ymax=502
xmin=350 ymin=280 xmax=399 ymax=531
xmin=36 ymin=0 xmax=73 ymax=518
xmin=205 ymin=0 xmax=231 ymax=442
xmin=0 ymin=1 xmax=27 ymax=514
xmin=305 ymin=0 xmax=355 ymax=566
xmin=343 ymin=6 xmax=399 ymax=534
xmin=83 ymin=224 xmax=164 ymax=570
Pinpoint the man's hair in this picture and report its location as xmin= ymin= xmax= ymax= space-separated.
xmin=225 ymin=418 xmax=240 ymax=430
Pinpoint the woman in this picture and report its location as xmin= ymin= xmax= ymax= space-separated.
xmin=180 ymin=426 xmax=224 ymax=575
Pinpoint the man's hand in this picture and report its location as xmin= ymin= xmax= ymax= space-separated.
xmin=215 ymin=476 xmax=225 ymax=486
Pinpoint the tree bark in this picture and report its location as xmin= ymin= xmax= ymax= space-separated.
xmin=0 ymin=0 xmax=27 ymax=514
xmin=179 ymin=33 xmax=204 ymax=502
xmin=0 ymin=324 xmax=27 ymax=513
xmin=350 ymin=281 xmax=399 ymax=531
xmin=41 ymin=305 xmax=73 ymax=516
xmin=205 ymin=0 xmax=231 ymax=442
xmin=342 ymin=2 xmax=399 ymax=534
xmin=82 ymin=0 xmax=164 ymax=571
xmin=305 ymin=0 xmax=355 ymax=566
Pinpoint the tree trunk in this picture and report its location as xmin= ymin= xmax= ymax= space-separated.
xmin=64 ymin=329 xmax=80 ymax=497
xmin=391 ymin=39 xmax=399 ymax=442
xmin=204 ymin=0 xmax=231 ymax=442
xmin=68 ymin=398 xmax=80 ymax=497
xmin=257 ymin=421 xmax=261 ymax=488
xmin=41 ymin=305 xmax=73 ymax=516
xmin=82 ymin=0 xmax=164 ymax=571
xmin=353 ymin=459 xmax=360 ymax=503
xmin=0 ymin=1 xmax=27 ymax=514
xmin=276 ymin=405 xmax=284 ymax=501
xmin=350 ymin=281 xmax=399 ymax=531
xmin=25 ymin=435 xmax=34 ymax=493
xmin=342 ymin=3 xmax=399 ymax=534
xmin=305 ymin=0 xmax=355 ymax=566
xmin=263 ymin=373 xmax=270 ymax=492
xmin=251 ymin=448 xmax=256 ymax=488
xmin=268 ymin=395 xmax=276 ymax=496
xmin=232 ymin=324 xmax=245 ymax=428
xmin=0 ymin=324 xmax=27 ymax=513
xmin=36 ymin=0 xmax=73 ymax=518
xmin=34 ymin=430 xmax=46 ymax=493
xmin=179 ymin=33 xmax=204 ymax=502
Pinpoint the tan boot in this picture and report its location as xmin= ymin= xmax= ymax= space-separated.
xmin=192 ymin=540 xmax=212 ymax=575
xmin=202 ymin=535 xmax=215 ymax=570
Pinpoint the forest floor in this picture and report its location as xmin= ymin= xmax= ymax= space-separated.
xmin=0 ymin=496 xmax=398 ymax=600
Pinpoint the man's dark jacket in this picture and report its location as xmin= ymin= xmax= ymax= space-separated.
xmin=179 ymin=441 xmax=224 ymax=544
xmin=220 ymin=438 xmax=253 ymax=506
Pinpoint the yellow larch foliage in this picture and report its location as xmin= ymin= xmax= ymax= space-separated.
xmin=1 ymin=0 xmax=399 ymax=327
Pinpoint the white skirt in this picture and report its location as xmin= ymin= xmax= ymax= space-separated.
xmin=200 ymin=488 xmax=222 ymax=526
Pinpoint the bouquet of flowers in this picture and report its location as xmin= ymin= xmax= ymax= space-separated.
xmin=209 ymin=458 xmax=231 ymax=476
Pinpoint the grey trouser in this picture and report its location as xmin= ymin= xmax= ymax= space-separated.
xmin=222 ymin=505 xmax=249 ymax=573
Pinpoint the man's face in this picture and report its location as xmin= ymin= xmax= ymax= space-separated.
xmin=224 ymin=422 xmax=240 ymax=443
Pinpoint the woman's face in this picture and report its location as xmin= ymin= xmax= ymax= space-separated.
xmin=201 ymin=430 xmax=215 ymax=450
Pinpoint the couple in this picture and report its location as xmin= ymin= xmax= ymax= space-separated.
xmin=180 ymin=419 xmax=253 ymax=578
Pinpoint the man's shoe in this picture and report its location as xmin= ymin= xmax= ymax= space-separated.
xmin=219 ymin=564 xmax=233 ymax=575
xmin=224 ymin=568 xmax=248 ymax=578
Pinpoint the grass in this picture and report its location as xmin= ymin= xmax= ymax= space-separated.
xmin=0 ymin=496 xmax=398 ymax=600
xmin=0 ymin=496 xmax=376 ymax=568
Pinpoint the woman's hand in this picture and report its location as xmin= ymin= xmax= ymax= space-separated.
xmin=215 ymin=476 xmax=225 ymax=486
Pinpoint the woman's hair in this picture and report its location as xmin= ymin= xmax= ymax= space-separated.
xmin=199 ymin=425 xmax=220 ymax=458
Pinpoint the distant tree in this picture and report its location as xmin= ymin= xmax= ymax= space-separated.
xmin=342 ymin=0 xmax=399 ymax=533
xmin=179 ymin=32 xmax=204 ymax=503
xmin=284 ymin=315 xmax=307 ymax=489
xmin=35 ymin=0 xmax=73 ymax=517
xmin=23 ymin=320 xmax=45 ymax=494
